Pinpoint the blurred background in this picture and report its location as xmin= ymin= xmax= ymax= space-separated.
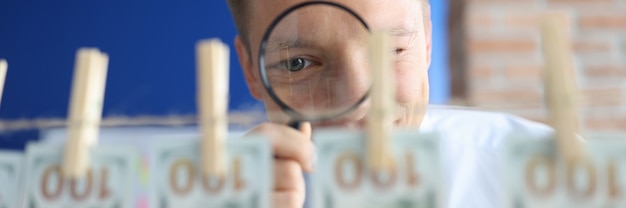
xmin=450 ymin=0 xmax=626 ymax=132
xmin=0 ymin=0 xmax=624 ymax=150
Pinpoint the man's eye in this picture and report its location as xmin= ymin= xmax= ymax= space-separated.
xmin=281 ymin=58 xmax=313 ymax=72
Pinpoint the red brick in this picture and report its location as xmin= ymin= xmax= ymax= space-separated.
xmin=505 ymin=65 xmax=543 ymax=78
xmin=547 ymin=0 xmax=614 ymax=9
xmin=469 ymin=0 xmax=534 ymax=2
xmin=468 ymin=38 xmax=537 ymax=54
xmin=469 ymin=65 xmax=493 ymax=79
xmin=504 ymin=13 xmax=539 ymax=28
xmin=469 ymin=89 xmax=542 ymax=104
xmin=581 ymin=87 xmax=623 ymax=107
xmin=572 ymin=40 xmax=610 ymax=53
xmin=580 ymin=14 xmax=626 ymax=29
xmin=542 ymin=6 xmax=615 ymax=26
xmin=467 ymin=13 xmax=493 ymax=28
xmin=548 ymin=0 xmax=612 ymax=3
xmin=584 ymin=65 xmax=626 ymax=78
xmin=585 ymin=117 xmax=626 ymax=131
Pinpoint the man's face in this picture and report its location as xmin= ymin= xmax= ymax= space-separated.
xmin=235 ymin=0 xmax=432 ymax=129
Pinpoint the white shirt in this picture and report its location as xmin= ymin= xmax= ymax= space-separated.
xmin=421 ymin=105 xmax=553 ymax=208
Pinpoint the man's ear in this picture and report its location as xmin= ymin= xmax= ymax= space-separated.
xmin=234 ymin=35 xmax=263 ymax=100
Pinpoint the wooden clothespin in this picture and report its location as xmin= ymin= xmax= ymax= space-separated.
xmin=196 ymin=39 xmax=229 ymax=178
xmin=540 ymin=13 xmax=584 ymax=162
xmin=0 ymin=59 xmax=7 ymax=107
xmin=62 ymin=48 xmax=109 ymax=178
xmin=367 ymin=30 xmax=395 ymax=172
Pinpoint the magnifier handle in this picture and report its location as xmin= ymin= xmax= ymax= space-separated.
xmin=288 ymin=121 xmax=301 ymax=130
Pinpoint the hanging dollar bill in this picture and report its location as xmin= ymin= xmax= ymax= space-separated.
xmin=0 ymin=150 xmax=23 ymax=208
xmin=21 ymin=143 xmax=137 ymax=208
xmin=41 ymin=126 xmax=202 ymax=208
xmin=150 ymin=136 xmax=272 ymax=208
xmin=505 ymin=133 xmax=626 ymax=208
xmin=312 ymin=130 xmax=442 ymax=208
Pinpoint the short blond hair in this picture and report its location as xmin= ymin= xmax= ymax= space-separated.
xmin=226 ymin=0 xmax=431 ymax=50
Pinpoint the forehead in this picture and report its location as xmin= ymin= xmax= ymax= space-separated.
xmin=255 ymin=0 xmax=421 ymax=26
xmin=247 ymin=0 xmax=423 ymax=47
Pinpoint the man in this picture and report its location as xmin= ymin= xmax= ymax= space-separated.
xmin=226 ymin=0 xmax=553 ymax=208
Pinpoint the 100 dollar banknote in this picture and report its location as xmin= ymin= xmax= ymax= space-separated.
xmin=0 ymin=150 xmax=23 ymax=208
xmin=21 ymin=144 xmax=137 ymax=208
xmin=150 ymin=136 xmax=272 ymax=208
xmin=312 ymin=130 xmax=442 ymax=208
xmin=504 ymin=133 xmax=626 ymax=208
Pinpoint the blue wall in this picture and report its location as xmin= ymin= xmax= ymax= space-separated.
xmin=0 ymin=1 xmax=252 ymax=119
xmin=429 ymin=0 xmax=450 ymax=104
xmin=0 ymin=0 xmax=448 ymax=149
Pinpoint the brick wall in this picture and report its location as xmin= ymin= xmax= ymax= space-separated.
xmin=463 ymin=0 xmax=626 ymax=132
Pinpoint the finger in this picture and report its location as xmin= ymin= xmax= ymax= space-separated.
xmin=273 ymin=191 xmax=304 ymax=208
xmin=245 ymin=123 xmax=315 ymax=171
xmin=300 ymin=122 xmax=312 ymax=138
xmin=274 ymin=159 xmax=305 ymax=192
xmin=299 ymin=122 xmax=316 ymax=171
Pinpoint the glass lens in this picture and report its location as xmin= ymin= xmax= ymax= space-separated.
xmin=260 ymin=3 xmax=371 ymax=120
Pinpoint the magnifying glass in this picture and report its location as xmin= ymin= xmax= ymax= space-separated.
xmin=259 ymin=1 xmax=371 ymax=129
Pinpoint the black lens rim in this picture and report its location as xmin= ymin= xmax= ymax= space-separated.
xmin=258 ymin=1 xmax=371 ymax=123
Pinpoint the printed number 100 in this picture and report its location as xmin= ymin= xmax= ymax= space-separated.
xmin=524 ymin=155 xmax=622 ymax=201
xmin=333 ymin=152 xmax=420 ymax=191
xmin=168 ymin=158 xmax=245 ymax=196
xmin=39 ymin=165 xmax=111 ymax=201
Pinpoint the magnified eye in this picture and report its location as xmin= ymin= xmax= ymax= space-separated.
xmin=282 ymin=57 xmax=313 ymax=72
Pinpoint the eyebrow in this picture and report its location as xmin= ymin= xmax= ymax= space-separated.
xmin=264 ymin=38 xmax=315 ymax=53
xmin=263 ymin=26 xmax=417 ymax=53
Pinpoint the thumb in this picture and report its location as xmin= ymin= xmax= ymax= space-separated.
xmin=300 ymin=122 xmax=312 ymax=139
xmin=299 ymin=121 xmax=315 ymax=172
